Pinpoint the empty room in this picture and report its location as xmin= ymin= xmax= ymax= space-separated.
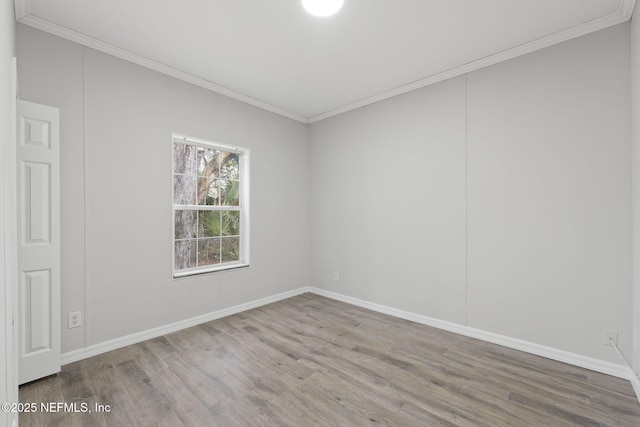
xmin=3 ymin=0 xmax=640 ymax=425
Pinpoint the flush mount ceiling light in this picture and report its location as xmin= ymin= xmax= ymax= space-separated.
xmin=302 ymin=0 xmax=344 ymax=17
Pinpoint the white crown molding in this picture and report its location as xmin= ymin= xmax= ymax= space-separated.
xmin=13 ymin=0 xmax=29 ymax=20
xmin=14 ymin=0 xmax=636 ymax=123
xmin=308 ymin=0 xmax=637 ymax=123
xmin=15 ymin=14 xmax=309 ymax=124
xmin=631 ymin=374 xmax=640 ymax=405
xmin=619 ymin=0 xmax=637 ymax=15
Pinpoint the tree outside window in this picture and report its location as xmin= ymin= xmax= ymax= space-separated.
xmin=172 ymin=135 xmax=249 ymax=277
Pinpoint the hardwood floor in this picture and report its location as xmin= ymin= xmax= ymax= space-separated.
xmin=19 ymin=293 xmax=640 ymax=426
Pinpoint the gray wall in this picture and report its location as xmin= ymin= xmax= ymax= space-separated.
xmin=632 ymin=7 xmax=640 ymax=373
xmin=17 ymin=25 xmax=311 ymax=352
xmin=16 ymin=20 xmax=635 ymax=367
xmin=310 ymin=24 xmax=632 ymax=364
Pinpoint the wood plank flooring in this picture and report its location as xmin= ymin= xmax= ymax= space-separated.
xmin=19 ymin=293 xmax=640 ymax=426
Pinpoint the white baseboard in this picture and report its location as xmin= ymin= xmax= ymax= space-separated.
xmin=62 ymin=285 xmax=639 ymax=404
xmin=307 ymin=287 xmax=633 ymax=381
xmin=61 ymin=287 xmax=308 ymax=365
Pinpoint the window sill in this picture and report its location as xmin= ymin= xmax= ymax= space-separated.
xmin=173 ymin=262 xmax=250 ymax=279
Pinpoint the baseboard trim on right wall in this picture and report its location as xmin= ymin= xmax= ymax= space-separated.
xmin=307 ymin=288 xmax=635 ymax=385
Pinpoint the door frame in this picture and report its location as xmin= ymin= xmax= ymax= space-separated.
xmin=2 ymin=56 xmax=18 ymax=427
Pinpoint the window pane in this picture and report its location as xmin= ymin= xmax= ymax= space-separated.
xmin=174 ymin=210 xmax=197 ymax=239
xmin=198 ymin=238 xmax=221 ymax=266
xmin=198 ymin=210 xmax=221 ymax=237
xmin=198 ymin=147 xmax=219 ymax=177
xmin=198 ymin=178 xmax=221 ymax=205
xmin=222 ymin=211 xmax=240 ymax=236
xmin=173 ymin=174 xmax=196 ymax=205
xmin=175 ymin=239 xmax=197 ymax=270
xmin=174 ymin=143 xmax=197 ymax=175
xmin=221 ymin=237 xmax=240 ymax=263
xmin=221 ymin=180 xmax=240 ymax=206
xmin=220 ymin=152 xmax=239 ymax=180
xmin=173 ymin=136 xmax=247 ymax=276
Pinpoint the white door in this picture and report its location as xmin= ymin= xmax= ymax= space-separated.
xmin=16 ymin=100 xmax=60 ymax=384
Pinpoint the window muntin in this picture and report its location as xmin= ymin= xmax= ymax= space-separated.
xmin=172 ymin=134 xmax=249 ymax=277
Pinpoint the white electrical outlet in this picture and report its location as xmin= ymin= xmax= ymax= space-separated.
xmin=68 ymin=311 xmax=82 ymax=329
xmin=603 ymin=329 xmax=618 ymax=347
xmin=333 ymin=271 xmax=339 ymax=281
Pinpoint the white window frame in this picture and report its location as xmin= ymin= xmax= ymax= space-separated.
xmin=171 ymin=133 xmax=250 ymax=278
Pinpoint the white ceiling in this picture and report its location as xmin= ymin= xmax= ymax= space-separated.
xmin=15 ymin=0 xmax=637 ymax=123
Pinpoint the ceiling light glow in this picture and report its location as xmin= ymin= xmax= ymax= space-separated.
xmin=302 ymin=0 xmax=344 ymax=17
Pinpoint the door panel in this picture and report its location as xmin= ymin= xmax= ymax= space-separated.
xmin=17 ymin=100 xmax=60 ymax=385
xmin=23 ymin=162 xmax=51 ymax=244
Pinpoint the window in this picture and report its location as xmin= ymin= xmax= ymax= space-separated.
xmin=172 ymin=134 xmax=249 ymax=277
